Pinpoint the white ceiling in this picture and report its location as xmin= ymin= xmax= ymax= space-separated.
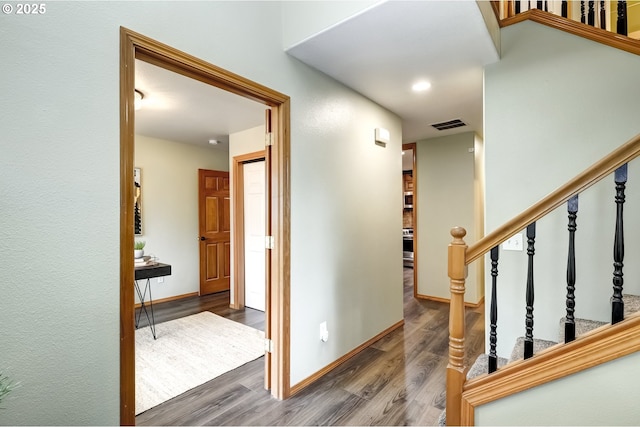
xmin=135 ymin=59 xmax=266 ymax=151
xmin=134 ymin=1 xmax=499 ymax=148
xmin=287 ymin=1 xmax=499 ymax=142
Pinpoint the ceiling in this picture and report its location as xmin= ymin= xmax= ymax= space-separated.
xmin=134 ymin=1 xmax=499 ymax=149
xmin=135 ymin=59 xmax=266 ymax=151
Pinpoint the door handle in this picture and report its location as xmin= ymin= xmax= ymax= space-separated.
xmin=198 ymin=236 xmax=206 ymax=241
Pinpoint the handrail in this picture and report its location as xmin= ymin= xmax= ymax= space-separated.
xmin=499 ymin=9 xmax=640 ymax=56
xmin=466 ymin=132 xmax=640 ymax=264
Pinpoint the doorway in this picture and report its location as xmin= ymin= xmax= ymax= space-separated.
xmin=120 ymin=27 xmax=291 ymax=425
xmin=232 ymin=151 xmax=267 ymax=312
xmin=402 ymin=142 xmax=417 ymax=297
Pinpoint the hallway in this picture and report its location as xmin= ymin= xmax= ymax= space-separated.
xmin=137 ymin=268 xmax=485 ymax=425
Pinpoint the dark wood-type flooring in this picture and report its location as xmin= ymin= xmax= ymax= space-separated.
xmin=136 ymin=268 xmax=485 ymax=426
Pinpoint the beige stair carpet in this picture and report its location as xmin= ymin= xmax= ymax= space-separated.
xmin=135 ymin=311 xmax=265 ymax=415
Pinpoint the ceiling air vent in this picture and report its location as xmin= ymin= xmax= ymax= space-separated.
xmin=431 ymin=119 xmax=466 ymax=131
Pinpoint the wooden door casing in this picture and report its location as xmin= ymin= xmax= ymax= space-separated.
xmin=121 ymin=30 xmax=291 ymax=422
xmin=199 ymin=169 xmax=231 ymax=295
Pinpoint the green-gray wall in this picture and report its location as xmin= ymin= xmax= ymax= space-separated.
xmin=416 ymin=132 xmax=483 ymax=304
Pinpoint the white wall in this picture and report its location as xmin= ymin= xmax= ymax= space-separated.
xmin=416 ymin=132 xmax=482 ymax=304
xmin=134 ymin=135 xmax=229 ymax=302
xmin=229 ymin=124 xmax=266 ymax=304
xmin=281 ymin=0 xmax=379 ymax=49
xmin=0 ymin=2 xmax=402 ymax=423
xmin=475 ymin=350 xmax=640 ymax=425
xmin=484 ymin=20 xmax=640 ymax=358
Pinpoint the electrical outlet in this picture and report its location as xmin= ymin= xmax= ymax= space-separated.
xmin=502 ymin=233 xmax=523 ymax=251
xmin=320 ymin=321 xmax=329 ymax=342
xmin=157 ymin=277 xmax=164 ymax=283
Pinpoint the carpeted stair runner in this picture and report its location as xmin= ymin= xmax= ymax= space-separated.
xmin=558 ymin=317 xmax=607 ymax=342
xmin=508 ymin=336 xmax=558 ymax=361
xmin=437 ymin=293 xmax=640 ymax=426
xmin=623 ymin=293 xmax=640 ymax=314
xmin=465 ymin=353 xmax=509 ymax=380
xmin=557 ymin=294 xmax=640 ymax=341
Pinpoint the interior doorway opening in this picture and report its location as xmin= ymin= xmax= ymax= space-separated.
xmin=402 ymin=142 xmax=417 ymax=298
xmin=232 ymin=150 xmax=268 ymax=311
xmin=120 ymin=27 xmax=291 ymax=425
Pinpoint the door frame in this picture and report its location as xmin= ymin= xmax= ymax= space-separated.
xmin=119 ymin=27 xmax=291 ymax=425
xmin=402 ymin=142 xmax=418 ymax=297
xmin=231 ymin=150 xmax=266 ymax=310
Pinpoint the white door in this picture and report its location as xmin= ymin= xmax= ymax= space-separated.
xmin=244 ymin=160 xmax=266 ymax=311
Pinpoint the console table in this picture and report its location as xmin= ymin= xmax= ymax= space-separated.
xmin=135 ymin=263 xmax=171 ymax=339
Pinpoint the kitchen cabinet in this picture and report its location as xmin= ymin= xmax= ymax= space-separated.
xmin=403 ymin=171 xmax=413 ymax=192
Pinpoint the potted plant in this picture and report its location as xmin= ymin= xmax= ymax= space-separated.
xmin=134 ymin=240 xmax=146 ymax=258
xmin=0 ymin=371 xmax=17 ymax=408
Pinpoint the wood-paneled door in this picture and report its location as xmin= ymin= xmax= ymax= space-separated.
xmin=199 ymin=169 xmax=231 ymax=295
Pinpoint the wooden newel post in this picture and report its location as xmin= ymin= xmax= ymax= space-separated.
xmin=446 ymin=226 xmax=468 ymax=426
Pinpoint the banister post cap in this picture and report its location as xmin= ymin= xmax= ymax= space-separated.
xmin=451 ymin=227 xmax=467 ymax=240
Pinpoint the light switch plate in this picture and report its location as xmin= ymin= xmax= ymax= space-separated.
xmin=502 ymin=233 xmax=523 ymax=251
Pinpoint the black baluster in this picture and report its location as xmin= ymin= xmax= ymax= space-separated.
xmin=565 ymin=195 xmax=578 ymax=343
xmin=618 ymin=1 xmax=628 ymax=36
xmin=489 ymin=246 xmax=499 ymax=374
xmin=612 ymin=164 xmax=627 ymax=324
xmin=581 ymin=1 xmax=586 ymax=23
xmin=600 ymin=0 xmax=606 ymax=29
xmin=525 ymin=223 xmax=536 ymax=359
xmin=537 ymin=0 xmax=543 ymax=9
xmin=544 ymin=0 xmax=548 ymax=12
xmin=516 ymin=0 xmax=521 ymax=14
xmin=588 ymin=1 xmax=595 ymax=26
xmin=562 ymin=0 xmax=568 ymax=17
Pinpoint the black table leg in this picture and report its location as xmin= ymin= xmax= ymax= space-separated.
xmin=134 ymin=278 xmax=157 ymax=339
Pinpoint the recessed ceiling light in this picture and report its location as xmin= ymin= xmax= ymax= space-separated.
xmin=412 ymin=81 xmax=431 ymax=92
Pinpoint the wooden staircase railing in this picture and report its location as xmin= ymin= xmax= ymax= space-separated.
xmin=446 ymin=132 xmax=640 ymax=426
xmin=490 ymin=1 xmax=640 ymax=56
xmin=496 ymin=0 xmax=628 ymax=36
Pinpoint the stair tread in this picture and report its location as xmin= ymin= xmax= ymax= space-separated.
xmin=509 ymin=337 xmax=558 ymax=362
xmin=558 ymin=294 xmax=640 ymax=342
xmin=558 ymin=317 xmax=607 ymax=342
xmin=624 ymin=294 xmax=640 ymax=315
xmin=466 ymin=353 xmax=509 ymax=380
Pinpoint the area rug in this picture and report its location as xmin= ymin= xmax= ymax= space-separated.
xmin=135 ymin=311 xmax=265 ymax=414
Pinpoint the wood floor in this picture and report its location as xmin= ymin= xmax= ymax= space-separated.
xmin=136 ymin=269 xmax=485 ymax=426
